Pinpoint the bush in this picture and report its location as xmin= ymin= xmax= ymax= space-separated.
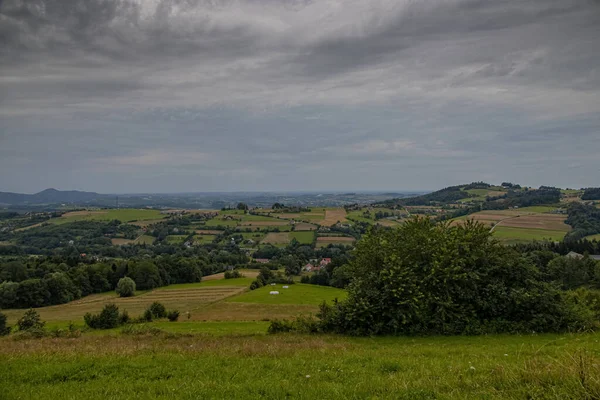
xmin=167 ymin=310 xmax=180 ymax=322
xmin=224 ymin=270 xmax=242 ymax=279
xmin=0 ymin=311 xmax=10 ymax=336
xmin=116 ymin=277 xmax=136 ymax=298
xmin=268 ymin=315 xmax=321 ymax=334
xmin=141 ymin=309 xmax=153 ymax=322
xmin=314 ymin=218 xmax=596 ymax=336
xmin=148 ymin=302 xmax=167 ymax=319
xmin=249 ymin=279 xmax=264 ymax=290
xmin=12 ymin=326 xmax=47 ymax=339
xmin=17 ymin=309 xmax=45 ymax=331
xmin=84 ymin=303 xmax=129 ymax=329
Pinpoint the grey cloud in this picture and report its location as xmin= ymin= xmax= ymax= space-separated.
xmin=0 ymin=0 xmax=599 ymax=192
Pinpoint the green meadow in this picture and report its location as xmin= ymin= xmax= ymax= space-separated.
xmin=492 ymin=226 xmax=566 ymax=243
xmin=51 ymin=209 xmax=166 ymax=224
xmin=1 ymin=331 xmax=599 ymax=399
xmin=227 ymin=283 xmax=347 ymax=305
xmin=289 ymin=231 xmax=315 ymax=244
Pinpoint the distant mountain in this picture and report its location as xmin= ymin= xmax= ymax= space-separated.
xmin=0 ymin=188 xmax=107 ymax=205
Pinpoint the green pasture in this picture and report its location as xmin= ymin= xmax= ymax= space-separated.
xmin=50 ymin=209 xmax=166 ymax=224
xmin=227 ymin=283 xmax=346 ymax=305
xmin=2 ymin=332 xmax=600 ymax=399
xmin=492 ymin=226 xmax=566 ymax=243
xmin=289 ymin=231 xmax=315 ymax=244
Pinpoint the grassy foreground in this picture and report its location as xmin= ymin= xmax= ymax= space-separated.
xmin=1 ymin=331 xmax=600 ymax=399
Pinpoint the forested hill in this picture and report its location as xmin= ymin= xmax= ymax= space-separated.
xmin=0 ymin=189 xmax=105 ymax=205
xmin=376 ymin=182 xmax=561 ymax=209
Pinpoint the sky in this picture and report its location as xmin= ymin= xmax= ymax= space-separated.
xmin=1 ymin=0 xmax=599 ymax=194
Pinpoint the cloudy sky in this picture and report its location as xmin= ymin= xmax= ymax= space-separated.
xmin=1 ymin=0 xmax=599 ymax=194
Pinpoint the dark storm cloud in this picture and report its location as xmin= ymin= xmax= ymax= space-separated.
xmin=0 ymin=0 xmax=599 ymax=192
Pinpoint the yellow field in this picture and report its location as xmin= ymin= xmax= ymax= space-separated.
xmin=318 ymin=208 xmax=348 ymax=226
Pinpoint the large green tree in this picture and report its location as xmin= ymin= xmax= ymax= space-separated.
xmin=319 ymin=218 xmax=595 ymax=335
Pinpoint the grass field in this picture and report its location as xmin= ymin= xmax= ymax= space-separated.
xmin=492 ymin=226 xmax=566 ymax=243
xmin=1 ymin=332 xmax=599 ymax=399
xmin=194 ymin=234 xmax=215 ymax=244
xmin=203 ymin=218 xmax=240 ymax=227
xmin=289 ymin=231 xmax=315 ymax=244
xmin=316 ymin=236 xmax=355 ymax=247
xmin=50 ymin=209 xmax=166 ymax=224
xmin=227 ymin=283 xmax=347 ymax=305
xmin=293 ymin=222 xmax=318 ymax=231
xmin=261 ymin=232 xmax=290 ymax=245
xmin=3 ymin=268 xmax=600 ymax=399
xmin=319 ymin=208 xmax=348 ymax=226
xmin=166 ymin=234 xmax=187 ymax=244
xmin=134 ymin=234 xmax=155 ymax=245
xmin=2 ymin=285 xmax=247 ymax=325
xmin=585 ymin=233 xmax=600 ymax=241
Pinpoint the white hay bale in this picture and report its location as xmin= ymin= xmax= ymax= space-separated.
xmin=269 ymin=291 xmax=279 ymax=295
xmin=270 ymin=283 xmax=276 ymax=286
xmin=282 ymin=285 xmax=289 ymax=289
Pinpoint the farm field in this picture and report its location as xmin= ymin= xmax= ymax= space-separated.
xmin=166 ymin=234 xmax=187 ymax=244
xmin=50 ymin=209 xmax=166 ymax=224
xmin=492 ymin=226 xmax=566 ymax=243
xmin=289 ymin=231 xmax=315 ymax=244
xmin=110 ymin=238 xmax=135 ymax=245
xmin=135 ymin=234 xmax=155 ymax=245
xmin=194 ymin=235 xmax=215 ymax=244
xmin=293 ymin=222 xmax=318 ymax=230
xmin=319 ymin=208 xmax=348 ymax=226
xmin=2 ymin=331 xmax=599 ymax=399
xmin=585 ymin=233 xmax=600 ymax=241
xmin=451 ymin=208 xmax=570 ymax=243
xmin=2 ymin=284 xmax=246 ymax=325
xmin=316 ymin=236 xmax=355 ymax=247
xmin=261 ymin=232 xmax=290 ymax=245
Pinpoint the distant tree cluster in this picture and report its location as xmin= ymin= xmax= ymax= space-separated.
xmin=565 ymin=202 xmax=600 ymax=241
xmin=582 ymin=188 xmax=600 ymax=201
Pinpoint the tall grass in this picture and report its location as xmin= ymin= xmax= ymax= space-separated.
xmin=1 ymin=332 xmax=599 ymax=399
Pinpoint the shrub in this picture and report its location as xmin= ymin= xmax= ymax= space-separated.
xmin=116 ymin=277 xmax=136 ymax=298
xmin=84 ymin=303 xmax=128 ymax=329
xmin=314 ymin=218 xmax=596 ymax=336
xmin=0 ymin=311 xmax=10 ymax=336
xmin=12 ymin=327 xmax=47 ymax=339
xmin=167 ymin=310 xmax=180 ymax=322
xmin=148 ymin=302 xmax=167 ymax=319
xmin=224 ymin=270 xmax=242 ymax=279
xmin=17 ymin=309 xmax=45 ymax=331
xmin=141 ymin=309 xmax=153 ymax=322
xmin=268 ymin=315 xmax=321 ymax=334
xmin=249 ymin=279 xmax=264 ymax=290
